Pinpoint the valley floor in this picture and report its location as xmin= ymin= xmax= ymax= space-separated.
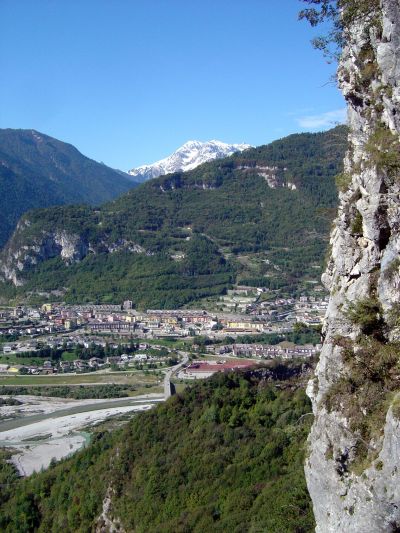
xmin=0 ymin=394 xmax=163 ymax=475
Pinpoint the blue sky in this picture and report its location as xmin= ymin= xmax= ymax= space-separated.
xmin=0 ymin=0 xmax=345 ymax=170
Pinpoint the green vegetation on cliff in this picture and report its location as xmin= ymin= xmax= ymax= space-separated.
xmin=0 ymin=370 xmax=314 ymax=532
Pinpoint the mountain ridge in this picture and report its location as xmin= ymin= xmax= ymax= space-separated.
xmin=0 ymin=126 xmax=347 ymax=308
xmin=0 ymin=128 xmax=138 ymax=248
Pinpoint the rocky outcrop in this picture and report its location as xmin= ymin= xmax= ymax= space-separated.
xmin=306 ymin=1 xmax=400 ymax=531
xmin=95 ymin=486 xmax=125 ymax=533
xmin=237 ymin=164 xmax=295 ymax=189
xmin=0 ymin=222 xmax=150 ymax=286
xmin=0 ymin=226 xmax=89 ymax=286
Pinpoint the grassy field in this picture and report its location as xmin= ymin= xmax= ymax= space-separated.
xmin=60 ymin=351 xmax=76 ymax=361
xmin=0 ymin=371 xmax=161 ymax=387
xmin=126 ymin=386 xmax=164 ymax=396
xmin=173 ymin=382 xmax=188 ymax=394
xmin=0 ymin=350 xmax=80 ymax=366
xmin=86 ymin=333 xmax=190 ymax=349
xmin=136 ymin=337 xmax=190 ymax=349
xmin=0 ymin=356 xmax=50 ymax=366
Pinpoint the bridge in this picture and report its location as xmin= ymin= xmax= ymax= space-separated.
xmin=163 ymin=352 xmax=188 ymax=400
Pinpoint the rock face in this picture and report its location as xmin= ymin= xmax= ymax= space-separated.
xmin=0 ymin=221 xmax=150 ymax=287
xmin=305 ymin=1 xmax=400 ymax=531
xmin=0 ymin=225 xmax=89 ymax=286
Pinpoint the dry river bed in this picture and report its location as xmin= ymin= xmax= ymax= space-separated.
xmin=0 ymin=394 xmax=164 ymax=476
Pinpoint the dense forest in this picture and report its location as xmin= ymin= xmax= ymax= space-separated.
xmin=0 ymin=368 xmax=315 ymax=532
xmin=0 ymin=126 xmax=347 ymax=307
xmin=0 ymin=129 xmax=137 ymax=248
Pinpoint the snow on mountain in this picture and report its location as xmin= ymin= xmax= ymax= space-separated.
xmin=128 ymin=140 xmax=252 ymax=181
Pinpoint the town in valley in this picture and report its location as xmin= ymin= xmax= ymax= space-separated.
xmin=0 ymin=286 xmax=326 ymax=377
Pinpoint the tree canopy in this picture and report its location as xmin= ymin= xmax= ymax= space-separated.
xmin=299 ymin=0 xmax=381 ymax=61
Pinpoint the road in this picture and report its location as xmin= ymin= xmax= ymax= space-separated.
xmin=164 ymin=352 xmax=189 ymax=399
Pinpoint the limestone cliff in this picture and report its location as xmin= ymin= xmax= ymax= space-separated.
xmin=306 ymin=1 xmax=400 ymax=531
xmin=0 ymin=216 xmax=150 ymax=287
xmin=0 ymin=220 xmax=89 ymax=287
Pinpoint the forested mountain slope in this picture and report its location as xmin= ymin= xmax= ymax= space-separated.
xmin=0 ymin=368 xmax=315 ymax=533
xmin=0 ymin=126 xmax=347 ymax=307
xmin=0 ymin=129 xmax=137 ymax=247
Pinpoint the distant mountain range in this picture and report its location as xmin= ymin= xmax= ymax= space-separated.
xmin=128 ymin=140 xmax=252 ymax=181
xmin=0 ymin=129 xmax=138 ymax=248
xmin=0 ymin=126 xmax=347 ymax=308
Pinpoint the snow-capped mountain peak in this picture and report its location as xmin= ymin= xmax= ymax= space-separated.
xmin=128 ymin=140 xmax=252 ymax=181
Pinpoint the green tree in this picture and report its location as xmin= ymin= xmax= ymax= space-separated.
xmin=299 ymin=0 xmax=380 ymax=61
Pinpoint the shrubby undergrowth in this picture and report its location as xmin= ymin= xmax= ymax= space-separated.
xmin=0 ymin=369 xmax=315 ymax=532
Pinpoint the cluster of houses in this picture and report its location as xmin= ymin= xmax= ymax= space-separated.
xmin=0 ymin=305 xmax=256 ymax=339
xmin=206 ymin=341 xmax=321 ymax=359
xmin=248 ymin=295 xmax=328 ymax=326
xmin=0 ymin=328 xmax=171 ymax=375
xmin=293 ymin=296 xmax=329 ymax=326
xmin=2 ymin=341 xmax=38 ymax=354
xmin=0 ymin=351 xmax=156 ymax=376
xmin=88 ymin=309 xmax=211 ymax=336
xmin=212 ymin=285 xmax=328 ymax=323
xmin=0 ymin=296 xmax=328 ymax=345
xmin=2 ymin=334 xmax=120 ymax=356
